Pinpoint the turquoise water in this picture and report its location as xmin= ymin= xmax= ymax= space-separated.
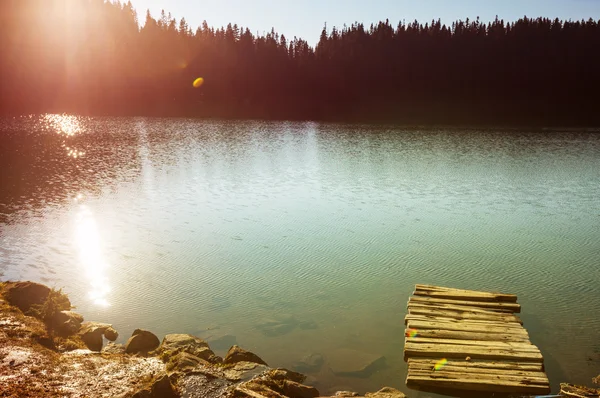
xmin=1 ymin=115 xmax=599 ymax=396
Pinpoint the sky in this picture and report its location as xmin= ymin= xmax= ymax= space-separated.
xmin=130 ymin=0 xmax=600 ymax=45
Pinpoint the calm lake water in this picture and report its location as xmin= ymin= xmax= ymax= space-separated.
xmin=1 ymin=115 xmax=599 ymax=396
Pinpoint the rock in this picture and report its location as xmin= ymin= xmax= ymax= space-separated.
xmin=365 ymin=387 xmax=407 ymax=398
xmin=53 ymin=311 xmax=84 ymax=335
xmin=78 ymin=322 xmax=119 ymax=351
xmin=281 ymin=380 xmax=319 ymax=398
xmin=224 ymin=345 xmax=268 ymax=366
xmin=125 ymin=329 xmax=160 ymax=354
xmin=150 ymin=374 xmax=177 ymax=397
xmin=158 ymin=333 xmax=220 ymax=363
xmin=178 ymin=373 xmax=235 ymax=398
xmin=102 ymin=342 xmax=125 ymax=354
xmin=131 ymin=375 xmax=177 ymax=398
xmin=298 ymin=320 xmax=318 ymax=330
xmin=234 ymin=381 xmax=286 ymax=398
xmin=256 ymin=315 xmax=298 ymax=337
xmin=206 ymin=333 xmax=237 ymax=352
xmin=4 ymin=281 xmax=52 ymax=312
xmin=223 ymin=361 xmax=269 ymax=382
xmin=131 ymin=389 xmax=151 ymax=398
xmin=328 ymin=349 xmax=386 ymax=378
xmin=166 ymin=352 xmax=209 ymax=372
xmin=293 ymin=353 xmax=324 ymax=373
xmin=267 ymin=368 xmax=306 ymax=383
xmin=335 ymin=392 xmax=360 ymax=397
xmin=104 ymin=327 xmax=118 ymax=341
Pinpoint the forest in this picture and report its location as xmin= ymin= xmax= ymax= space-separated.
xmin=1 ymin=0 xmax=600 ymax=125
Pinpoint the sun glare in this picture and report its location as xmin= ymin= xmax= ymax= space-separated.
xmin=75 ymin=204 xmax=111 ymax=307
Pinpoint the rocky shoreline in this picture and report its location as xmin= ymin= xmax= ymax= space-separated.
xmin=0 ymin=281 xmax=407 ymax=398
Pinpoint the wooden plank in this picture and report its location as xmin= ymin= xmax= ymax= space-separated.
xmin=408 ymin=301 xmax=515 ymax=315
xmin=405 ymin=337 xmax=539 ymax=351
xmin=408 ymin=363 xmax=547 ymax=378
xmin=405 ymin=314 xmax=523 ymax=328
xmin=406 ymin=375 xmax=550 ymax=394
xmin=407 ymin=358 xmax=543 ymax=371
xmin=404 ymin=342 xmax=544 ymax=362
xmin=407 ymin=320 xmax=529 ymax=336
xmin=407 ymin=306 xmax=523 ymax=324
xmin=414 ymin=289 xmax=518 ymax=303
xmin=408 ymin=369 xmax=548 ymax=384
xmin=409 ymin=296 xmax=521 ymax=313
xmin=405 ymin=329 xmax=531 ymax=342
xmin=415 ymin=284 xmax=518 ymax=301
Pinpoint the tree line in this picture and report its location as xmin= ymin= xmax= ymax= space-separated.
xmin=1 ymin=0 xmax=599 ymax=125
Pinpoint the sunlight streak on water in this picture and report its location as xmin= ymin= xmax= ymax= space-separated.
xmin=74 ymin=203 xmax=111 ymax=307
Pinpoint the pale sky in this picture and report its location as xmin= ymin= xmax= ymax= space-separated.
xmin=130 ymin=0 xmax=600 ymax=45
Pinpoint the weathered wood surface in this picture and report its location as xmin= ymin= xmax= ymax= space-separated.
xmin=404 ymin=342 xmax=543 ymax=362
xmin=407 ymin=358 xmax=544 ymax=371
xmin=406 ymin=375 xmax=551 ymax=395
xmin=404 ymin=284 xmax=550 ymax=395
xmin=414 ymin=285 xmax=518 ymax=302
xmin=407 ymin=306 xmax=523 ymax=324
xmin=409 ymin=296 xmax=522 ymax=313
xmin=405 ymin=328 xmax=532 ymax=342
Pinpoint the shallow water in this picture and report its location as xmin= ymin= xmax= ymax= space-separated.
xmin=1 ymin=115 xmax=599 ymax=396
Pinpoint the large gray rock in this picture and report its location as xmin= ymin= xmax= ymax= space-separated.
xmin=158 ymin=333 xmax=220 ymax=363
xmin=78 ymin=322 xmax=119 ymax=351
xmin=125 ymin=329 xmax=160 ymax=354
xmin=328 ymin=348 xmax=386 ymax=377
xmin=224 ymin=345 xmax=268 ymax=366
xmin=293 ymin=353 xmax=324 ymax=373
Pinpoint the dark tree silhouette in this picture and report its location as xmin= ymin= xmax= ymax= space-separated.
xmin=1 ymin=0 xmax=599 ymax=125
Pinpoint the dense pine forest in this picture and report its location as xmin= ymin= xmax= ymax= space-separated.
xmin=1 ymin=0 xmax=600 ymax=125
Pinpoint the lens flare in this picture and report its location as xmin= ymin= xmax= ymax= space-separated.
xmin=433 ymin=358 xmax=448 ymax=371
xmin=406 ymin=328 xmax=418 ymax=338
xmin=193 ymin=77 xmax=204 ymax=88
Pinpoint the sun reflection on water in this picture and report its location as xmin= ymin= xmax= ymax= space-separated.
xmin=42 ymin=114 xmax=86 ymax=158
xmin=74 ymin=203 xmax=111 ymax=307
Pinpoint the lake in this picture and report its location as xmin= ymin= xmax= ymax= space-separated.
xmin=1 ymin=115 xmax=599 ymax=396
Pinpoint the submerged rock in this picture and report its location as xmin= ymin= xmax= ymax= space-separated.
xmin=206 ymin=333 xmax=238 ymax=352
xmin=255 ymin=315 xmax=299 ymax=337
xmin=365 ymin=387 xmax=407 ymax=398
xmin=298 ymin=320 xmax=318 ymax=330
xmin=79 ymin=322 xmax=119 ymax=352
xmin=224 ymin=345 xmax=268 ymax=366
xmin=292 ymin=353 xmax=324 ymax=373
xmin=158 ymin=333 xmax=220 ymax=363
xmin=328 ymin=348 xmax=386 ymax=378
xmin=125 ymin=329 xmax=160 ymax=354
xmin=4 ymin=281 xmax=52 ymax=312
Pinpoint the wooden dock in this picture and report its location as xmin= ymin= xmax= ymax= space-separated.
xmin=403 ymin=284 xmax=551 ymax=395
